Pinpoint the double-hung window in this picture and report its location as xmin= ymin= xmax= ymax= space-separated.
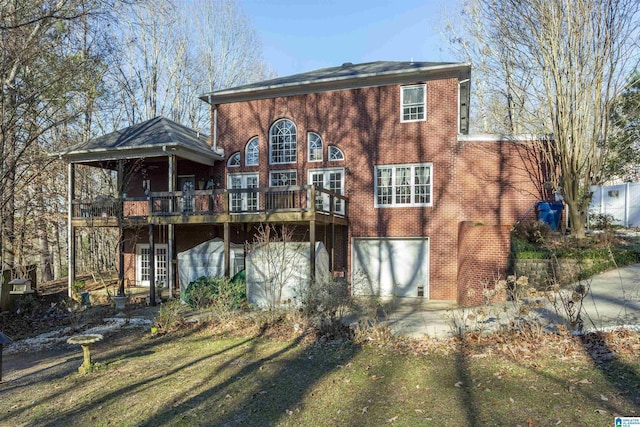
xmin=401 ymin=84 xmax=426 ymax=122
xmin=375 ymin=163 xmax=432 ymax=207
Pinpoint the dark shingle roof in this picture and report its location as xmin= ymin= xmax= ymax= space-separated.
xmin=69 ymin=116 xmax=209 ymax=152
xmin=200 ymin=61 xmax=470 ymax=105
xmin=59 ymin=116 xmax=223 ymax=165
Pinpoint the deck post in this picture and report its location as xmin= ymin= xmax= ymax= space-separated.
xmin=148 ymin=223 xmax=156 ymax=306
xmin=168 ymin=154 xmax=176 ymax=298
xmin=223 ymin=222 xmax=230 ymax=277
xmin=310 ymin=220 xmax=316 ymax=284
xmin=330 ymin=194 xmax=335 ymax=271
xmin=117 ymin=160 xmax=125 ymax=295
xmin=67 ymin=163 xmax=75 ymax=298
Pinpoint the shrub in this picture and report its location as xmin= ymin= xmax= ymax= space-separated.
xmin=512 ymin=219 xmax=551 ymax=244
xmin=154 ymin=300 xmax=186 ymax=332
xmin=182 ymin=276 xmax=246 ymax=310
xmin=71 ymin=280 xmax=85 ymax=297
xmin=589 ymin=213 xmax=617 ymax=230
xmin=297 ymin=279 xmax=353 ymax=340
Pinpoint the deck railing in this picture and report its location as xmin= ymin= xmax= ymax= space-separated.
xmin=71 ymin=186 xmax=347 ymax=220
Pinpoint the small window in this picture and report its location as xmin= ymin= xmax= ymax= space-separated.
xmin=269 ymin=119 xmax=297 ymax=164
xmin=401 ymin=84 xmax=426 ymax=122
xmin=246 ymin=137 xmax=259 ymax=166
xmin=328 ymin=146 xmax=344 ymax=161
xmin=227 ymin=152 xmax=240 ymax=167
xmin=375 ymin=163 xmax=432 ymax=207
xmin=269 ymin=170 xmax=297 ymax=187
xmin=308 ymin=132 xmax=323 ymax=162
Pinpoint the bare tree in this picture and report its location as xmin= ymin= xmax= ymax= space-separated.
xmin=107 ymin=0 xmax=271 ymax=131
xmin=247 ymin=224 xmax=305 ymax=309
xmin=448 ymin=0 xmax=639 ymax=237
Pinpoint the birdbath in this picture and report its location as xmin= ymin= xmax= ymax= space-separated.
xmin=67 ymin=334 xmax=103 ymax=373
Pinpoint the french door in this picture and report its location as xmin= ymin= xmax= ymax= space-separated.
xmin=228 ymin=173 xmax=259 ymax=212
xmin=136 ymin=244 xmax=168 ymax=287
xmin=309 ymin=168 xmax=344 ymax=214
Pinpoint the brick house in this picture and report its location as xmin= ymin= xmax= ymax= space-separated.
xmin=61 ymin=61 xmax=546 ymax=306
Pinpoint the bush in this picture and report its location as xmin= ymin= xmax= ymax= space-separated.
xmin=589 ymin=213 xmax=617 ymax=230
xmin=297 ymin=279 xmax=353 ymax=340
xmin=154 ymin=299 xmax=187 ymax=332
xmin=512 ymin=219 xmax=551 ymax=244
xmin=182 ymin=276 xmax=246 ymax=310
xmin=511 ymin=237 xmax=550 ymax=259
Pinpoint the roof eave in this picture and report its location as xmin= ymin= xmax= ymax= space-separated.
xmin=201 ymin=62 xmax=471 ymax=105
xmin=54 ymin=143 xmax=223 ymax=166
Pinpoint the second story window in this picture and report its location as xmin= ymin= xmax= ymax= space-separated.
xmin=308 ymin=132 xmax=323 ymax=162
xmin=401 ymin=84 xmax=426 ymax=122
xmin=269 ymin=170 xmax=297 ymax=187
xmin=328 ymin=146 xmax=344 ymax=161
xmin=375 ymin=163 xmax=432 ymax=207
xmin=270 ymin=119 xmax=297 ymax=164
xmin=227 ymin=152 xmax=241 ymax=167
xmin=246 ymin=137 xmax=259 ymax=166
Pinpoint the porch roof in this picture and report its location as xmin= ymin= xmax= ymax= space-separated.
xmin=54 ymin=116 xmax=224 ymax=166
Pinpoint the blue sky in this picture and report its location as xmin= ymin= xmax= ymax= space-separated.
xmin=242 ymin=0 xmax=460 ymax=77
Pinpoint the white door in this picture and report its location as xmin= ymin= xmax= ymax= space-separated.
xmin=351 ymin=238 xmax=429 ymax=298
xmin=228 ymin=173 xmax=259 ymax=212
xmin=309 ymin=168 xmax=344 ymax=214
xmin=136 ymin=244 xmax=168 ymax=287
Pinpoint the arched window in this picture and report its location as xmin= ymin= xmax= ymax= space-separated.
xmin=246 ymin=137 xmax=259 ymax=166
xmin=328 ymin=146 xmax=344 ymax=161
xmin=269 ymin=119 xmax=297 ymax=164
xmin=227 ymin=152 xmax=240 ymax=167
xmin=308 ymin=132 xmax=323 ymax=162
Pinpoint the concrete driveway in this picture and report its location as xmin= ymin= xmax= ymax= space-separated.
xmin=354 ymin=263 xmax=640 ymax=339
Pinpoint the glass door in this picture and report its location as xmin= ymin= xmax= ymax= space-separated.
xmin=309 ymin=168 xmax=344 ymax=214
xmin=136 ymin=244 xmax=168 ymax=287
xmin=228 ymin=173 xmax=259 ymax=212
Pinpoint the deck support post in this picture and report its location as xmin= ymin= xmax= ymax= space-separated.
xmin=117 ymin=160 xmax=125 ymax=295
xmin=330 ymin=222 xmax=335 ymax=272
xmin=310 ymin=220 xmax=316 ymax=284
xmin=148 ymin=223 xmax=156 ymax=306
xmin=223 ymin=222 xmax=230 ymax=277
xmin=67 ymin=163 xmax=75 ymax=298
xmin=168 ymin=155 xmax=176 ymax=297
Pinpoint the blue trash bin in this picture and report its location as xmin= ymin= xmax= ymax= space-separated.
xmin=536 ymin=201 xmax=563 ymax=231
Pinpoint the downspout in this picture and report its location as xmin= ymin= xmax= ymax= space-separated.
xmin=212 ymin=102 xmax=218 ymax=151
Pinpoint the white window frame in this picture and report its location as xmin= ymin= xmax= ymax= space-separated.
xmin=374 ymin=163 xmax=432 ymax=207
xmin=308 ymin=132 xmax=323 ymax=162
xmin=328 ymin=145 xmax=344 ymax=161
xmin=269 ymin=170 xmax=298 ymax=187
xmin=245 ymin=137 xmax=259 ymax=166
xmin=136 ymin=243 xmax=169 ymax=287
xmin=308 ymin=167 xmax=345 ymax=214
xmin=227 ymin=152 xmax=241 ymax=167
xmin=400 ymin=84 xmax=426 ymax=123
xmin=269 ymin=119 xmax=297 ymax=164
xmin=228 ymin=172 xmax=259 ymax=212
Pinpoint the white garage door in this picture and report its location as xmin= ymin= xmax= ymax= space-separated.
xmin=351 ymin=238 xmax=429 ymax=298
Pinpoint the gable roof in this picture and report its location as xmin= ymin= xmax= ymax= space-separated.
xmin=200 ymin=61 xmax=471 ymax=105
xmin=57 ymin=116 xmax=223 ymax=166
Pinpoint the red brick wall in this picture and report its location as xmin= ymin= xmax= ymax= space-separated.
xmin=457 ymin=222 xmax=511 ymax=306
xmin=120 ymin=74 xmax=546 ymax=301
xmin=213 ymin=77 xmax=463 ymax=299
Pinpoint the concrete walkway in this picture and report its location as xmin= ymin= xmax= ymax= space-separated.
xmin=356 ymin=263 xmax=640 ymax=339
